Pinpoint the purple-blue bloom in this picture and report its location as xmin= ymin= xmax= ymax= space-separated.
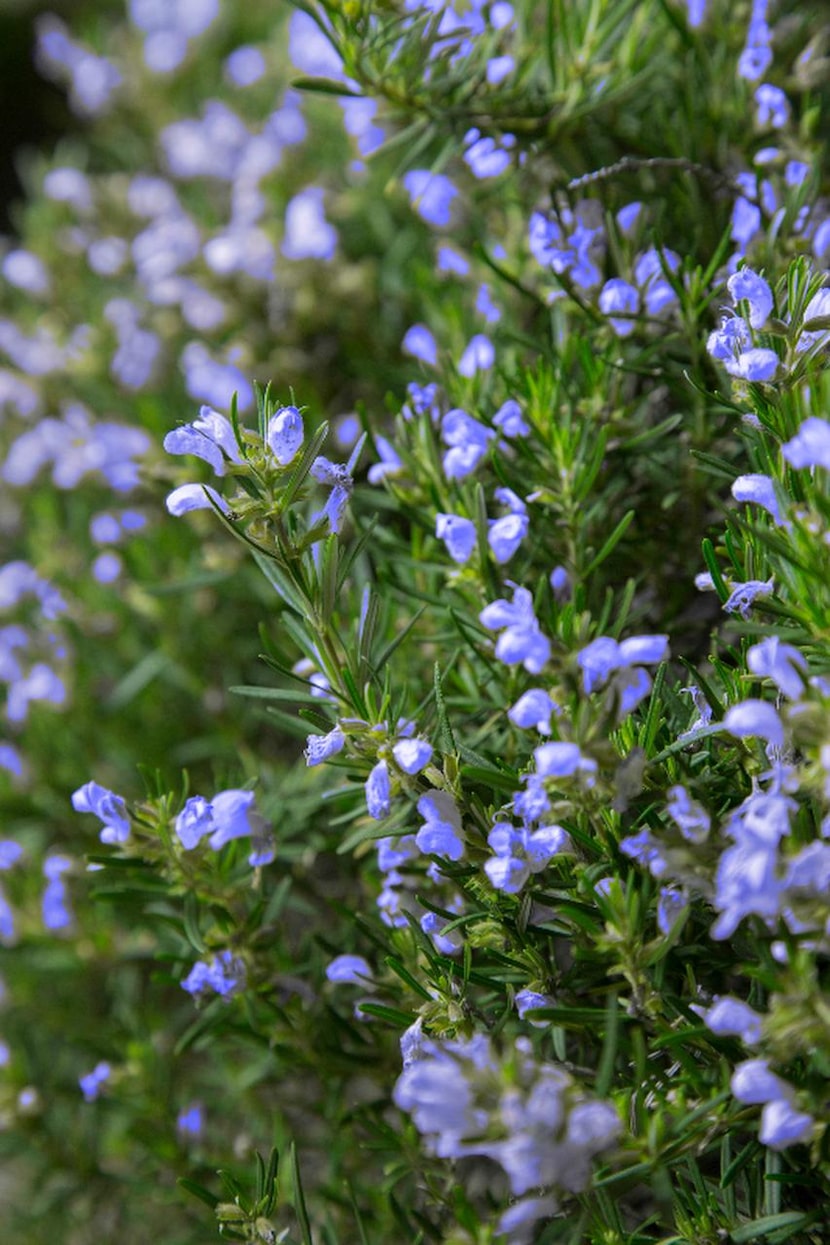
xmin=267 ymin=406 xmax=304 ymax=466
xmin=416 ymin=790 xmax=464 ymax=860
xmin=441 ymin=408 xmax=495 ymax=480
xmin=782 ymin=417 xmax=830 ymax=470
xmin=282 ymin=187 xmax=337 ymax=261
xmin=435 ymin=513 xmax=477 ymax=564
xmin=457 ymin=334 xmax=495 ymax=378
xmin=402 ymin=170 xmax=458 ymax=227
xmin=598 ymin=279 xmax=639 ymax=336
xmin=366 ymin=760 xmax=391 ymax=819
xmin=392 ymin=738 xmax=433 ymax=774
xmin=508 ymin=689 xmax=557 ymax=734
xmin=402 ymin=324 xmax=438 ymax=366
xmin=71 ymin=781 xmax=130 ymax=844
xmin=79 ymin=1061 xmax=111 ymax=1102
xmin=727 ymin=268 xmax=773 ymax=328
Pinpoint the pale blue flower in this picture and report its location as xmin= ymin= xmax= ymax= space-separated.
xmin=731 ymin=1059 xmax=793 ymax=1105
xmin=402 ymin=170 xmax=458 ymax=227
xmin=656 ymin=886 xmax=687 ymax=935
xmin=485 ymin=822 xmax=570 ymax=894
xmin=782 ymin=417 xmax=830 ymax=469
xmin=725 ymin=345 xmax=779 ymax=382
xmin=462 ymin=129 xmax=514 ymax=179
xmin=282 ymin=187 xmax=337 ymax=260
xmin=723 ymin=700 xmax=784 ymax=747
xmin=458 ymin=334 xmax=495 ymax=378
xmin=493 ymin=399 xmax=529 ymax=437
xmin=267 ymin=406 xmax=304 ymax=465
xmin=666 ymin=786 xmax=710 ymax=843
xmin=759 ymin=1099 xmax=814 ymax=1149
xmin=163 ymin=406 xmax=242 ymax=477
xmin=309 ymin=456 xmax=353 ymax=533
xmin=166 ymin=483 xmax=230 ymax=517
xmin=435 ymin=513 xmax=477 ymax=564
xmin=175 ymin=795 xmax=214 ymax=849
xmin=71 ymin=781 xmax=130 ymax=844
xmin=416 ymin=790 xmax=464 ymax=860
xmin=488 ymin=511 xmax=528 ymax=563
xmin=368 ymin=436 xmax=403 ymax=484
xmin=366 ymin=760 xmax=391 ymax=819
xmin=701 ymin=996 xmax=763 ymax=1044
xmin=755 ymin=84 xmax=789 ymax=129
xmin=304 ymin=725 xmax=345 ymax=766
xmin=731 ymin=473 xmax=784 ymax=525
xmin=208 ymin=790 xmax=257 ymax=849
xmin=79 ymin=1061 xmax=111 ymax=1102
xmin=727 ymin=268 xmax=773 ymax=328
xmin=392 ymin=738 xmax=433 ymax=774
xmin=747 ymin=637 xmax=807 ymax=699
xmin=326 ymin=954 xmax=374 ymax=985
xmin=508 ymin=689 xmax=557 ymax=734
xmin=486 ymin=55 xmax=514 ymax=86
xmin=723 ymin=577 xmax=774 ymax=618
xmin=181 ymin=953 xmax=244 ymax=998
xmin=402 ymin=324 xmax=438 ymax=366
xmin=598 ymin=279 xmax=639 ymax=336
xmin=224 ymin=45 xmax=266 ymax=87
xmin=441 ymin=408 xmax=494 ymax=480
xmin=515 ymin=988 xmax=554 ymax=1027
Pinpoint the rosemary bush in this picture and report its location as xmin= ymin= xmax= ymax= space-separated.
xmin=0 ymin=1 xmax=829 ymax=1241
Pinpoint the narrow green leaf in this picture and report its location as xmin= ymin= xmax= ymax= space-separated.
xmin=581 ymin=509 xmax=635 ymax=578
xmin=177 ymin=1177 xmax=220 ymax=1209
xmin=288 ymin=1142 xmax=314 ymax=1245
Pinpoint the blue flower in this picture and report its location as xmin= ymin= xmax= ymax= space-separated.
xmin=435 ymin=513 xmax=477 ymax=564
xmin=175 ymin=795 xmax=215 ymax=850
xmin=392 ymin=738 xmax=433 ymax=774
xmin=416 ymin=790 xmax=464 ymax=860
xmin=723 ymin=577 xmax=774 ymax=618
xmin=208 ymin=789 xmax=257 ymax=848
xmin=731 ymin=473 xmax=785 ymax=526
xmin=485 ymin=821 xmax=570 ymax=894
xmin=747 ymin=637 xmax=807 ymax=699
xmin=282 ymin=187 xmax=337 ymax=261
xmin=755 ymin=84 xmax=789 ymax=129
xmin=71 ymin=781 xmax=130 ymax=844
xmin=402 ymin=323 xmax=438 ymax=366
xmin=666 ymin=786 xmax=710 ymax=843
xmin=79 ymin=1061 xmax=111 ymax=1102
xmin=367 ymin=436 xmax=403 ymax=485
xmin=310 ymin=456 xmax=353 ymax=533
xmin=176 ymin=1102 xmax=204 ymax=1138
xmin=493 ymin=399 xmax=529 ymax=437
xmin=759 ymin=1100 xmax=814 ymax=1149
xmin=402 ymin=170 xmax=458 ymax=227
xmin=726 ymin=346 xmax=779 ymax=382
xmin=163 ymin=405 xmax=242 ymax=476
xmin=462 ymin=129 xmax=514 ymax=179
xmin=723 ymin=700 xmax=784 ymax=747
xmin=727 ymin=267 xmax=773 ymax=328
xmin=42 ymin=855 xmax=73 ymax=931
xmin=440 ymin=408 xmax=494 ymax=480
xmin=598 ymin=279 xmax=639 ymax=336
xmin=700 ymin=996 xmax=763 ymax=1044
xmin=304 ymin=725 xmax=345 ymax=766
xmin=166 ymin=482 xmax=231 ymax=517
xmin=366 ymin=760 xmax=391 ymax=820
xmin=266 ymin=406 xmax=304 ymax=465
xmin=731 ymin=1059 xmax=793 ymax=1105
xmin=457 ymin=334 xmax=495 ymax=378
xmin=181 ymin=950 xmax=245 ymax=998
xmin=325 ymin=954 xmax=374 ymax=986
xmin=508 ymin=689 xmax=557 ymax=734
xmin=782 ymin=417 xmax=830 ymax=470
xmin=479 ymin=585 xmax=551 ymax=675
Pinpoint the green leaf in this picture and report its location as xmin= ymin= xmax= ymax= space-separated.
xmin=287 ymin=1142 xmax=314 ymax=1245
xmin=290 ymin=75 xmax=361 ymax=96
xmin=729 ymin=1212 xmax=817 ymax=1243
xmin=433 ymin=662 xmax=456 ymax=752
xmin=581 ymin=509 xmax=635 ymax=578
xmin=177 ymin=1177 xmax=220 ymax=1209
